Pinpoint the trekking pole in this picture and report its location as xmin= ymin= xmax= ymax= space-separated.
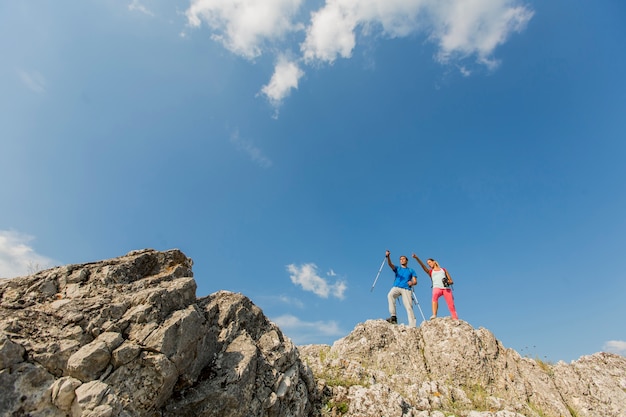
xmin=370 ymin=257 xmax=386 ymax=292
xmin=411 ymin=288 xmax=427 ymax=322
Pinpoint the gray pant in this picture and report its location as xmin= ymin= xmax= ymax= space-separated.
xmin=387 ymin=286 xmax=416 ymax=327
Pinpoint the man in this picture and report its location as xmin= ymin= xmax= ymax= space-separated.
xmin=385 ymin=250 xmax=417 ymax=327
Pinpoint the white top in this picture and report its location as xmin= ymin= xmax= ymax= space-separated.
xmin=431 ymin=268 xmax=447 ymax=289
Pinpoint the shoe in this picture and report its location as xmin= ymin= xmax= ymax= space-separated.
xmin=430 ymin=315 xmax=436 ymax=320
xmin=385 ymin=316 xmax=397 ymax=324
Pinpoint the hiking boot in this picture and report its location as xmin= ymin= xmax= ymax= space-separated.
xmin=385 ymin=316 xmax=397 ymax=324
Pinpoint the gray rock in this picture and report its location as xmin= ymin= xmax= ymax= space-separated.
xmin=299 ymin=319 xmax=626 ymax=417
xmin=0 ymin=333 xmax=25 ymax=368
xmin=50 ymin=376 xmax=82 ymax=411
xmin=71 ymin=380 xmax=119 ymax=416
xmin=1 ymin=249 xmax=624 ymax=417
xmin=0 ymin=249 xmax=318 ymax=417
xmin=67 ymin=332 xmax=124 ymax=381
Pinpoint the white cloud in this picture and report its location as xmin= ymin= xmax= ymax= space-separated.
xmin=260 ymin=56 xmax=304 ymax=107
xmin=301 ymin=0 xmax=533 ymax=67
xmin=185 ymin=0 xmax=533 ymax=107
xmin=18 ymin=70 xmax=46 ymax=93
xmin=301 ymin=0 xmax=429 ymax=64
xmin=128 ymin=0 xmax=155 ymax=16
xmin=0 ymin=230 xmax=58 ymax=278
xmin=603 ymin=340 xmax=626 ymax=356
xmin=286 ymin=263 xmax=347 ymax=299
xmin=459 ymin=65 xmax=471 ymax=77
xmin=300 ymin=2 xmax=358 ymax=64
xmin=186 ymin=0 xmax=304 ymax=59
xmin=430 ymin=0 xmax=534 ymax=67
xmin=229 ymin=129 xmax=273 ymax=168
xmin=271 ymin=313 xmax=344 ymax=344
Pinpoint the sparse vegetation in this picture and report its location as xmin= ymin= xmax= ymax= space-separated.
xmin=566 ymin=404 xmax=579 ymax=417
xmin=446 ymin=391 xmax=463 ymax=415
xmin=324 ymin=400 xmax=349 ymax=415
xmin=318 ymin=346 xmax=331 ymax=363
xmin=323 ymin=372 xmax=366 ymax=388
xmin=461 ymin=383 xmax=489 ymax=411
xmin=534 ymin=357 xmax=554 ymax=376
xmin=26 ymin=261 xmax=46 ymax=275
xmin=313 ymin=347 xmax=370 ymax=388
xmin=528 ymin=402 xmax=552 ymax=417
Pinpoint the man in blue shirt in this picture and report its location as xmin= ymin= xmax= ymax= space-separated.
xmin=385 ymin=250 xmax=417 ymax=326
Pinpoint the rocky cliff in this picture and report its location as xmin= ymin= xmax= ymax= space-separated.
xmin=1 ymin=249 xmax=625 ymax=417
xmin=0 ymin=249 xmax=317 ymax=417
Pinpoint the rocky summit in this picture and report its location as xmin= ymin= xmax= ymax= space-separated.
xmin=1 ymin=250 xmax=625 ymax=417
xmin=300 ymin=321 xmax=626 ymax=417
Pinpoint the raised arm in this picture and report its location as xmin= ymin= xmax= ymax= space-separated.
xmin=385 ymin=250 xmax=395 ymax=270
xmin=412 ymin=253 xmax=430 ymax=275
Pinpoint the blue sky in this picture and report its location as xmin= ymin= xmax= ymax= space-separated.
xmin=1 ymin=0 xmax=625 ymax=363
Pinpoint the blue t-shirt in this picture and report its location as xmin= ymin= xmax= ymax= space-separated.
xmin=392 ymin=266 xmax=417 ymax=290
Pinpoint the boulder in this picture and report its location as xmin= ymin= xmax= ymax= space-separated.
xmin=0 ymin=249 xmax=318 ymax=417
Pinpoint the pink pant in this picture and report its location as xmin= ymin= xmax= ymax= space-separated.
xmin=432 ymin=288 xmax=458 ymax=319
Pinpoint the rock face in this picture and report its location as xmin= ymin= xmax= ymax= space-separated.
xmin=1 ymin=249 xmax=625 ymax=417
xmin=299 ymin=319 xmax=626 ymax=417
xmin=0 ymin=249 xmax=318 ymax=417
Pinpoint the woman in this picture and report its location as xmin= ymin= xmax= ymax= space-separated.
xmin=412 ymin=254 xmax=458 ymax=320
